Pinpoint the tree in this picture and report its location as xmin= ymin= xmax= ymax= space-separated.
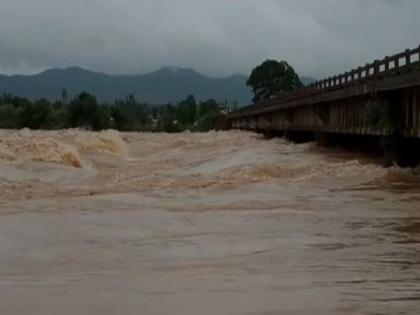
xmin=61 ymin=88 xmax=68 ymax=105
xmin=0 ymin=104 xmax=19 ymax=129
xmin=198 ymin=99 xmax=218 ymax=118
xmin=110 ymin=95 xmax=151 ymax=131
xmin=19 ymin=98 xmax=52 ymax=129
xmin=156 ymin=103 xmax=179 ymax=132
xmin=66 ymin=92 xmax=110 ymax=130
xmin=196 ymin=99 xmax=221 ymax=132
xmin=176 ymin=95 xmax=197 ymax=127
xmin=247 ymin=60 xmax=303 ymax=102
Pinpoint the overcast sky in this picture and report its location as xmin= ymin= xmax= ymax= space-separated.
xmin=0 ymin=0 xmax=419 ymax=78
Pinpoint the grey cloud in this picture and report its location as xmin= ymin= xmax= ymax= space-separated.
xmin=0 ymin=0 xmax=419 ymax=78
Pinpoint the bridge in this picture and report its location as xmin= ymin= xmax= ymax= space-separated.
xmin=229 ymin=46 xmax=420 ymax=166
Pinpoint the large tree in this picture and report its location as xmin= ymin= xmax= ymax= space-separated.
xmin=176 ymin=95 xmax=197 ymax=127
xmin=66 ymin=92 xmax=110 ymax=130
xmin=247 ymin=60 xmax=303 ymax=102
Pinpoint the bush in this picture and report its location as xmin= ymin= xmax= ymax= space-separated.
xmin=0 ymin=93 xmax=225 ymax=132
xmin=66 ymin=92 xmax=110 ymax=130
xmin=0 ymin=104 xmax=20 ymax=129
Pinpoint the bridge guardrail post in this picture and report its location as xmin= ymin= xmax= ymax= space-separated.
xmin=374 ymin=60 xmax=380 ymax=78
xmin=418 ymin=45 xmax=420 ymax=66
xmin=339 ymin=74 xmax=344 ymax=87
xmin=373 ymin=60 xmax=380 ymax=95
xmin=358 ymin=67 xmax=363 ymax=82
xmin=351 ymin=70 xmax=356 ymax=85
xmin=405 ymin=49 xmax=411 ymax=71
xmin=395 ymin=57 xmax=400 ymax=72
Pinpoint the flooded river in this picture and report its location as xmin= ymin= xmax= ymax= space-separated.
xmin=0 ymin=129 xmax=419 ymax=315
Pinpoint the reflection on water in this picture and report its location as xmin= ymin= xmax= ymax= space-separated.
xmin=0 ymin=129 xmax=419 ymax=315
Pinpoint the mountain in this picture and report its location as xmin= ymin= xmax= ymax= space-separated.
xmin=0 ymin=66 xmax=253 ymax=105
xmin=0 ymin=66 xmax=318 ymax=106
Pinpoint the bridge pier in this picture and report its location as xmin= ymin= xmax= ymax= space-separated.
xmin=263 ymin=129 xmax=283 ymax=139
xmin=381 ymin=136 xmax=398 ymax=167
xmin=381 ymin=135 xmax=420 ymax=167
xmin=316 ymin=132 xmax=336 ymax=147
xmin=284 ymin=130 xmax=315 ymax=143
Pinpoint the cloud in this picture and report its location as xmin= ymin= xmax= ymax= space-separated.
xmin=0 ymin=0 xmax=419 ymax=78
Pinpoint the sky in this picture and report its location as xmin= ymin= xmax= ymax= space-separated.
xmin=0 ymin=0 xmax=419 ymax=79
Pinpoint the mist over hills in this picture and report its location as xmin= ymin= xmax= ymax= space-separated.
xmin=0 ymin=66 xmax=316 ymax=105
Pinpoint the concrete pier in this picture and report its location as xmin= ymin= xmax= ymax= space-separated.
xmin=230 ymin=46 xmax=420 ymax=166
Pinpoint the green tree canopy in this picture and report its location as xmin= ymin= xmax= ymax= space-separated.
xmin=110 ymin=95 xmax=151 ymax=131
xmin=196 ymin=99 xmax=221 ymax=132
xmin=20 ymin=98 xmax=52 ymax=129
xmin=176 ymin=95 xmax=197 ymax=127
xmin=0 ymin=92 xmax=224 ymax=133
xmin=247 ymin=60 xmax=303 ymax=103
xmin=198 ymin=99 xmax=219 ymax=118
xmin=66 ymin=92 xmax=110 ymax=130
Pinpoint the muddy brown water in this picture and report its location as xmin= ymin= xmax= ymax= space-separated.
xmin=0 ymin=129 xmax=420 ymax=315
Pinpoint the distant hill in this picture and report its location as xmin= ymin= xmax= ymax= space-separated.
xmin=0 ymin=66 xmax=317 ymax=106
xmin=0 ymin=66 xmax=253 ymax=105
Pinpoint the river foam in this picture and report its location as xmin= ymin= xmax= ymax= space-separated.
xmin=0 ymin=129 xmax=83 ymax=167
xmin=0 ymin=129 xmax=418 ymax=200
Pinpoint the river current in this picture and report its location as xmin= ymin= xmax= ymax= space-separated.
xmin=0 ymin=129 xmax=419 ymax=315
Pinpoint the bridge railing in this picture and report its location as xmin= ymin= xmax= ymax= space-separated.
xmin=311 ymin=45 xmax=420 ymax=93
xmin=232 ymin=45 xmax=420 ymax=117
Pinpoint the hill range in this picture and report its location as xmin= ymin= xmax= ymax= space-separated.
xmin=0 ymin=66 xmax=316 ymax=105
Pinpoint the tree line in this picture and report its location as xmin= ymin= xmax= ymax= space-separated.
xmin=0 ymin=92 xmax=231 ymax=132
xmin=0 ymin=58 xmax=304 ymax=132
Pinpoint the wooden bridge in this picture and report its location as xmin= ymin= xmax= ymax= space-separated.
xmin=229 ymin=46 xmax=420 ymax=166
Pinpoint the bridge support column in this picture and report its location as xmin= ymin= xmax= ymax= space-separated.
xmin=284 ymin=130 xmax=315 ymax=143
xmin=382 ymin=135 xmax=420 ymax=167
xmin=284 ymin=130 xmax=293 ymax=141
xmin=215 ymin=112 xmax=232 ymax=130
xmin=382 ymin=136 xmax=397 ymax=167
xmin=397 ymin=138 xmax=420 ymax=167
xmin=263 ymin=129 xmax=283 ymax=139
xmin=316 ymin=132 xmax=335 ymax=147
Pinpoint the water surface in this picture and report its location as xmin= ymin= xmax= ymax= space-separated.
xmin=0 ymin=129 xmax=419 ymax=315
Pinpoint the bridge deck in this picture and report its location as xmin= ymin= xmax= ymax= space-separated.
xmin=230 ymin=46 xmax=420 ymax=140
